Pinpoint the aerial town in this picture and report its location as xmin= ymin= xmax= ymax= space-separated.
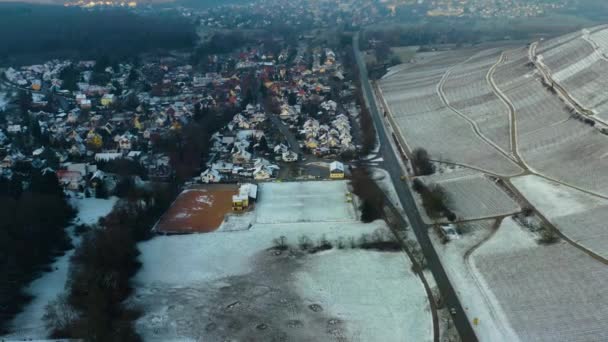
xmin=0 ymin=41 xmax=354 ymax=197
xmin=1 ymin=0 xmax=607 ymax=341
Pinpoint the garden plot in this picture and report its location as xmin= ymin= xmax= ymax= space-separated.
xmin=254 ymin=181 xmax=358 ymax=224
xmin=432 ymin=174 xmax=520 ymax=220
xmin=130 ymin=188 xmax=432 ymax=342
xmin=471 ymin=219 xmax=608 ymax=342
xmin=512 ymin=175 xmax=608 ymax=259
xmin=429 ymin=218 xmax=520 ymax=341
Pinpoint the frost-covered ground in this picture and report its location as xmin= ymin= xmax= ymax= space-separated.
xmin=471 ymin=216 xmax=608 ymax=342
xmin=512 ymin=175 xmax=608 ymax=259
xmin=131 ymin=181 xmax=432 ymax=342
xmin=433 ymin=214 xmax=608 ymax=342
xmin=70 ymin=196 xmax=119 ymax=225
xmin=255 ymin=181 xmax=358 ymax=224
xmin=430 ymin=218 xmax=520 ymax=341
xmin=2 ymin=197 xmax=118 ymax=340
xmin=434 ymin=174 xmax=520 ymax=220
xmin=0 ymin=92 xmax=8 ymax=111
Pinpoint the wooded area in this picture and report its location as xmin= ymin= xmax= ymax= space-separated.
xmin=0 ymin=4 xmax=196 ymax=64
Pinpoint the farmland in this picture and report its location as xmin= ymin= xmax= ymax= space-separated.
xmin=130 ymin=181 xmax=432 ymax=341
xmin=538 ymin=25 xmax=608 ymax=121
xmin=377 ymin=25 xmax=608 ymax=341
xmin=379 ymin=50 xmax=523 ymax=177
xmin=426 ymin=174 xmax=520 ymax=221
xmin=471 ymin=218 xmax=608 ymax=342
xmin=513 ymin=175 xmax=608 ymax=260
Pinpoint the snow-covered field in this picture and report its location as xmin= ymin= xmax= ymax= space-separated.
xmin=379 ymin=50 xmax=523 ymax=177
xmin=70 ymin=196 xmax=119 ymax=225
xmin=130 ymin=181 xmax=432 ymax=342
xmin=255 ymin=181 xmax=358 ymax=224
xmin=430 ymin=218 xmax=520 ymax=341
xmin=424 ymin=173 xmax=520 ymax=220
xmin=471 ymin=217 xmax=608 ymax=342
xmin=539 ymin=27 xmax=608 ymax=120
xmin=3 ymin=197 xmax=118 ymax=340
xmin=433 ymin=214 xmax=608 ymax=342
xmin=512 ymin=175 xmax=608 ymax=258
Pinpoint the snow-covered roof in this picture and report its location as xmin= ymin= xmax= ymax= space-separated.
xmin=330 ymin=161 xmax=344 ymax=172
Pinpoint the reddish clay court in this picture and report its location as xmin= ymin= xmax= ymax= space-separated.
xmin=155 ymin=184 xmax=238 ymax=233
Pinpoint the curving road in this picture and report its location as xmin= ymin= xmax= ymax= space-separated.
xmin=353 ymin=33 xmax=478 ymax=342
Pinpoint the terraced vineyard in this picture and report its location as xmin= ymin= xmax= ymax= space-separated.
xmin=472 ymin=222 xmax=608 ymax=342
xmin=377 ymin=25 xmax=608 ymax=341
xmin=379 ymin=51 xmax=523 ymax=177
xmin=434 ymin=174 xmax=520 ymax=220
xmin=538 ymin=25 xmax=608 ymax=121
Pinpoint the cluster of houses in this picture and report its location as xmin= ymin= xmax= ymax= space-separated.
xmin=195 ymin=0 xmax=385 ymax=31
xmin=4 ymin=61 xmax=71 ymax=92
xmin=0 ymin=32 xmax=356 ymax=196
xmin=201 ymin=103 xmax=285 ymax=183
xmin=300 ymin=106 xmax=354 ymax=155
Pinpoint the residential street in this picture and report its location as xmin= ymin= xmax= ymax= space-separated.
xmin=353 ymin=33 xmax=478 ymax=342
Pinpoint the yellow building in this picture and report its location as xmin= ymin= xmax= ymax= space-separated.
xmin=101 ymin=94 xmax=115 ymax=107
xmin=329 ymin=161 xmax=345 ymax=179
xmin=31 ymin=80 xmax=42 ymax=91
xmin=232 ymin=183 xmax=258 ymax=211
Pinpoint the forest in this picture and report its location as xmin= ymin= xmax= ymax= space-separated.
xmin=0 ymin=4 xmax=196 ymax=65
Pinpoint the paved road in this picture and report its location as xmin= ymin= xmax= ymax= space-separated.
xmin=353 ymin=33 xmax=478 ymax=342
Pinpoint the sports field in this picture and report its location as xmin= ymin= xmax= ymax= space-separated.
xmin=155 ymin=184 xmax=238 ymax=234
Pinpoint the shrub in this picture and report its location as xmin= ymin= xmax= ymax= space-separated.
xmin=411 ymin=148 xmax=435 ymax=176
xmin=298 ymin=235 xmax=313 ymax=251
xmin=538 ymin=225 xmax=559 ymax=244
xmin=272 ymin=235 xmax=289 ymax=251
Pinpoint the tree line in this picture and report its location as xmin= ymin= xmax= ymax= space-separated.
xmin=0 ymin=168 xmax=75 ymax=333
xmin=44 ymin=184 xmax=178 ymax=340
xmin=0 ymin=4 xmax=196 ymax=65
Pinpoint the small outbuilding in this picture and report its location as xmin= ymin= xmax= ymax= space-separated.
xmin=329 ymin=161 xmax=345 ymax=179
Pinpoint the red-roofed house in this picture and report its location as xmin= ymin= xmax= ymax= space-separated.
xmin=56 ymin=170 xmax=84 ymax=191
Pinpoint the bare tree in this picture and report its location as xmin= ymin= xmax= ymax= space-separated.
xmin=43 ymin=294 xmax=78 ymax=336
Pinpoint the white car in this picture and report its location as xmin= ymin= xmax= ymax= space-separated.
xmin=440 ymin=224 xmax=460 ymax=241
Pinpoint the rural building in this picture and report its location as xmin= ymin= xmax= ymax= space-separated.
xmin=329 ymin=161 xmax=345 ymax=179
xmin=232 ymin=183 xmax=258 ymax=211
xmin=282 ymin=150 xmax=298 ymax=162
xmin=101 ymin=94 xmax=115 ymax=107
xmin=201 ymin=168 xmax=223 ymax=183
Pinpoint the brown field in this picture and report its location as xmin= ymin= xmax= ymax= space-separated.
xmin=155 ymin=184 xmax=238 ymax=234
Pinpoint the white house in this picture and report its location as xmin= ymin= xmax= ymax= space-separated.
xmin=201 ymin=168 xmax=223 ymax=183
xmin=282 ymin=151 xmax=298 ymax=162
xmin=253 ymin=167 xmax=272 ymax=180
